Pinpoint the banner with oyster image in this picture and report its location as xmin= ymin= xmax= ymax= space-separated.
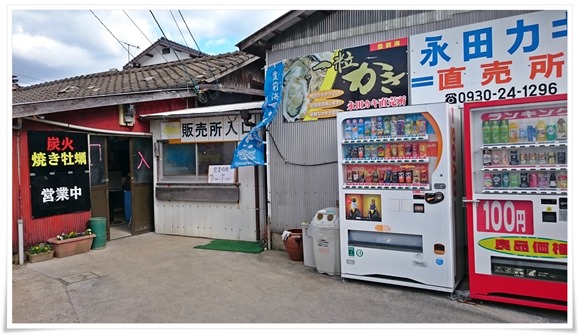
xmin=231 ymin=62 xmax=284 ymax=168
xmin=281 ymin=38 xmax=409 ymax=122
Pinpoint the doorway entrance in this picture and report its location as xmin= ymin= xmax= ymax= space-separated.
xmin=89 ymin=135 xmax=154 ymax=241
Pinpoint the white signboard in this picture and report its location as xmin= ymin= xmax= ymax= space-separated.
xmin=409 ymin=10 xmax=567 ymax=105
xmin=208 ymin=165 xmax=236 ymax=184
xmin=180 ymin=115 xmax=252 ymax=143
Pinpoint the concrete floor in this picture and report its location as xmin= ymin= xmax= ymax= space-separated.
xmin=9 ymin=232 xmax=569 ymax=332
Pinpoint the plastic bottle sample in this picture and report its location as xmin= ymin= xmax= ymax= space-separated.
xmin=344 ymin=120 xmax=352 ymax=140
xmin=556 ymin=118 xmax=567 ymax=140
xmin=351 ymin=119 xmax=358 ymax=140
xmin=536 ymin=118 xmax=547 ymax=142
xmin=518 ymin=120 xmax=528 ymax=142
xmin=546 ymin=118 xmax=557 ymax=141
xmin=490 ymin=120 xmax=500 ymax=144
xmin=482 ymin=121 xmax=491 ymax=144
xmin=509 ymin=120 xmax=519 ymax=143
xmin=499 ymin=119 xmax=509 ymax=143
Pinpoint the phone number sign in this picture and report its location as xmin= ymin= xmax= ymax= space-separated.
xmin=409 ymin=10 xmax=567 ymax=105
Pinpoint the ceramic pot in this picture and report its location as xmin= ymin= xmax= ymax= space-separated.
xmin=284 ymin=229 xmax=303 ymax=261
xmin=26 ymin=250 xmax=54 ymax=263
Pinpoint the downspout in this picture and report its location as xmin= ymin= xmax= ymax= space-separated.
xmin=15 ymin=124 xmax=24 ymax=265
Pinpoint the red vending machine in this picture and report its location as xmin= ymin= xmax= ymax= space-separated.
xmin=463 ymin=94 xmax=567 ymax=311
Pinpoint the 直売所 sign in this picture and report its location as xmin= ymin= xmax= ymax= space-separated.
xmin=409 ymin=10 xmax=567 ymax=105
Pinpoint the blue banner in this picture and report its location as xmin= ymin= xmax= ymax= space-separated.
xmin=231 ymin=62 xmax=284 ymax=168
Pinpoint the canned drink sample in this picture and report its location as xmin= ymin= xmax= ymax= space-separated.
xmin=413 ymin=170 xmax=420 ymax=183
xmin=370 ymin=145 xmax=377 ymax=159
xmin=491 ymin=150 xmax=500 ymax=165
xmin=509 ymin=172 xmax=520 ymax=188
xmin=519 ymin=152 xmax=528 ymax=165
xmin=419 ymin=143 xmax=427 ymax=157
xmin=492 ymin=174 xmax=502 ymax=188
xmin=500 ymin=150 xmax=510 ymax=166
xmin=397 ymin=144 xmax=405 ymax=158
xmin=538 ymin=152 xmax=547 ymax=165
xmin=483 ymin=149 xmax=492 ymax=166
xmin=483 ymin=173 xmax=493 ymax=188
xmin=502 ymin=172 xmax=510 ymax=188
xmin=391 ymin=143 xmax=398 ymax=157
xmin=538 ymin=172 xmax=549 ymax=188
xmin=420 ymin=169 xmax=428 ymax=183
xmin=528 ymin=172 xmax=538 ymax=188
xmin=405 ymin=143 xmax=413 ymax=157
xmin=520 ymin=172 xmax=529 ymax=188
xmin=509 ymin=150 xmax=519 ymax=165
xmin=364 ymin=145 xmax=371 ymax=158
xmin=398 ymin=171 xmax=405 ymax=183
xmin=557 ymin=151 xmax=566 ymax=164
xmin=557 ymin=172 xmax=567 ymax=189
xmin=547 ymin=151 xmax=556 ymax=164
xmin=405 ymin=170 xmax=413 ymax=183
xmin=528 ymin=152 xmax=537 ymax=165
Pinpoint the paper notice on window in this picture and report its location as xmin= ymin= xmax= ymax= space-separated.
xmin=208 ymin=165 xmax=236 ymax=184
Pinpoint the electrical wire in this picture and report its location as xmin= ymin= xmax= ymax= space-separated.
xmin=170 ymin=10 xmax=190 ymax=48
xmin=178 ymin=10 xmax=219 ymax=100
xmin=90 ymin=10 xmax=137 ymax=60
xmin=149 ymin=10 xmax=206 ymax=103
xmin=123 ymin=10 xmax=170 ymax=64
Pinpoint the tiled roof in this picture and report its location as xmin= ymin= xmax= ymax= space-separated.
xmin=124 ymin=37 xmax=208 ymax=69
xmin=13 ymin=51 xmax=258 ymax=105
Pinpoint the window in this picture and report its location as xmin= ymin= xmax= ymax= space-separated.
xmin=161 ymin=141 xmax=237 ymax=182
xmin=162 ymin=47 xmax=170 ymax=54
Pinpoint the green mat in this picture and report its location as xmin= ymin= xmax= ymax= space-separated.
xmin=194 ymin=239 xmax=264 ymax=254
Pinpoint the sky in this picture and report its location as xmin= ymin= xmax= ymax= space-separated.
xmin=10 ymin=7 xmax=288 ymax=86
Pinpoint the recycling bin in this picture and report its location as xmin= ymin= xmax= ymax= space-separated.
xmin=88 ymin=217 xmax=107 ymax=250
xmin=310 ymin=207 xmax=340 ymax=275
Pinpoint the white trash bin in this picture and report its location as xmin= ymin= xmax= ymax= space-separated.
xmin=310 ymin=207 xmax=340 ymax=275
xmin=301 ymin=221 xmax=315 ymax=268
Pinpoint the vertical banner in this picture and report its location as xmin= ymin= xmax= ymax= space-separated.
xmin=231 ymin=62 xmax=284 ymax=168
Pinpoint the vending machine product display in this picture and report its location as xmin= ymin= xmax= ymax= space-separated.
xmin=463 ymin=94 xmax=567 ymax=311
xmin=336 ymin=103 xmax=465 ymax=293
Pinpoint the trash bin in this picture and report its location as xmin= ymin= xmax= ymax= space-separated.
xmin=301 ymin=221 xmax=315 ymax=268
xmin=310 ymin=207 xmax=340 ymax=275
xmin=124 ymin=190 xmax=132 ymax=221
xmin=88 ymin=217 xmax=107 ymax=250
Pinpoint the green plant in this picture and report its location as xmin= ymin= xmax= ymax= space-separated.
xmin=28 ymin=242 xmax=53 ymax=255
xmin=56 ymin=228 xmax=93 ymax=241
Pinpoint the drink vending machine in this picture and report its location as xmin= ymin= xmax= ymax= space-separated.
xmin=336 ymin=103 xmax=465 ymax=293
xmin=463 ymin=94 xmax=568 ymax=311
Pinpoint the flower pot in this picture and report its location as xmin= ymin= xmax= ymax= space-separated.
xmin=26 ymin=250 xmax=54 ymax=263
xmin=283 ymin=229 xmax=304 ymax=261
xmin=47 ymin=234 xmax=96 ymax=258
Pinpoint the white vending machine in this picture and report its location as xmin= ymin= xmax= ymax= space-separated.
xmin=336 ymin=103 xmax=465 ymax=293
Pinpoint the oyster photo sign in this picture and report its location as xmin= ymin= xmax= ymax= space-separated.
xmin=231 ymin=62 xmax=284 ymax=168
xmin=281 ymin=38 xmax=409 ymax=122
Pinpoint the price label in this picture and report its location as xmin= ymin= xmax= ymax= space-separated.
xmin=476 ymin=200 xmax=534 ymax=235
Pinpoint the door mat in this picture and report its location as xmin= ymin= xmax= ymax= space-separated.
xmin=194 ymin=240 xmax=264 ymax=254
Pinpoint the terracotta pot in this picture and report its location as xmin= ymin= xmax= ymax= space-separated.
xmin=47 ymin=234 xmax=95 ymax=258
xmin=284 ymin=229 xmax=304 ymax=261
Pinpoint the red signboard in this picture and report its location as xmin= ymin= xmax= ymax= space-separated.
xmin=476 ymin=200 xmax=534 ymax=235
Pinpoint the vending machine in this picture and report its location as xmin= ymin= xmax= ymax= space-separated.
xmin=336 ymin=103 xmax=465 ymax=293
xmin=463 ymin=94 xmax=568 ymax=311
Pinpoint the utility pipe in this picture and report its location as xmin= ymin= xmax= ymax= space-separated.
xmin=23 ymin=117 xmax=152 ymax=136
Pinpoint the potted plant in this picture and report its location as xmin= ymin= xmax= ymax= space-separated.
xmin=26 ymin=242 xmax=54 ymax=263
xmin=47 ymin=229 xmax=95 ymax=258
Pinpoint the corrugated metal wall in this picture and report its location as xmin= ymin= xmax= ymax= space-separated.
xmin=265 ymin=10 xmax=537 ymax=233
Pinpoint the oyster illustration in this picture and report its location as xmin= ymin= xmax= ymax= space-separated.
xmin=282 ymin=77 xmax=308 ymax=122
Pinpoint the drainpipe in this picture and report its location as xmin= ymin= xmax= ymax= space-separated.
xmin=15 ymin=128 xmax=24 ymax=265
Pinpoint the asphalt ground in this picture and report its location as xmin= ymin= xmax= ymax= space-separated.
xmin=7 ymin=232 xmax=571 ymax=335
